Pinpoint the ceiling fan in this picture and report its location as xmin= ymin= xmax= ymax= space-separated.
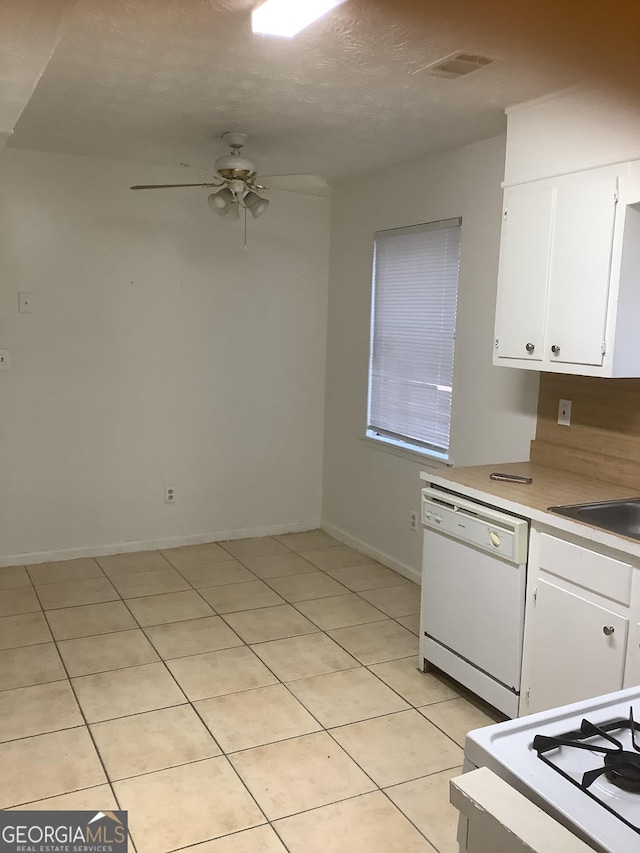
xmin=130 ymin=132 xmax=328 ymax=222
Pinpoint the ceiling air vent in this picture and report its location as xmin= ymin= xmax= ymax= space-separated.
xmin=427 ymin=52 xmax=493 ymax=80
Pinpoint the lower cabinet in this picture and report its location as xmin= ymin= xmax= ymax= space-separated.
xmin=523 ymin=578 xmax=628 ymax=715
xmin=521 ymin=530 xmax=632 ymax=716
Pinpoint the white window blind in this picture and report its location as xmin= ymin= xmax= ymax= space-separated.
xmin=367 ymin=217 xmax=461 ymax=458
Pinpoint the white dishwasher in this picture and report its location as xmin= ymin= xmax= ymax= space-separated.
xmin=420 ymin=486 xmax=529 ymax=718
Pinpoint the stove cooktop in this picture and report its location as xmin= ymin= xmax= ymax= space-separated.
xmin=464 ymin=686 xmax=640 ymax=853
xmin=533 ymin=708 xmax=640 ymax=835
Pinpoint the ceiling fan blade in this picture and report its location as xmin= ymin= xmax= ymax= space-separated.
xmin=260 ymin=174 xmax=330 ymax=197
xmin=130 ymin=182 xmax=222 ymax=190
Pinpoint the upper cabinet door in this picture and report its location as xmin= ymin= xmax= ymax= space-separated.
xmin=544 ymin=172 xmax=618 ymax=366
xmin=494 ymin=184 xmax=554 ymax=361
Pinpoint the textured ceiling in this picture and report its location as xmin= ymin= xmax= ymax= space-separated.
xmin=0 ymin=0 xmax=78 ymax=153
xmin=7 ymin=0 xmax=586 ymax=181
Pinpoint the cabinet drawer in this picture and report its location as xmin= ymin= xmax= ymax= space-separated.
xmin=538 ymin=532 xmax=632 ymax=604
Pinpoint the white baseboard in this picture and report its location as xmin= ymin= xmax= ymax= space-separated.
xmin=0 ymin=519 xmax=322 ymax=568
xmin=320 ymin=520 xmax=421 ymax=586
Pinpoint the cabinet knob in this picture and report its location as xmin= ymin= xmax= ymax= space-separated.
xmin=551 ymin=345 xmax=561 ymax=354
xmin=603 ymin=625 xmax=615 ymax=636
xmin=525 ymin=342 xmax=535 ymax=353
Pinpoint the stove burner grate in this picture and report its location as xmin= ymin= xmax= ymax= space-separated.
xmin=532 ymin=706 xmax=640 ymax=834
xmin=604 ymin=751 xmax=640 ymax=793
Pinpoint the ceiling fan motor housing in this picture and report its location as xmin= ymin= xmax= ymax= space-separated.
xmin=214 ymin=154 xmax=257 ymax=180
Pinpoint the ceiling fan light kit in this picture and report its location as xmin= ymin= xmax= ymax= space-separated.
xmin=219 ymin=202 xmax=240 ymax=221
xmin=207 ymin=191 xmax=242 ymax=221
xmin=251 ymin=0 xmax=347 ymax=38
xmin=208 ymin=187 xmax=234 ymax=210
xmin=207 ymin=185 xmax=269 ymax=220
xmin=243 ymin=190 xmax=270 ymax=218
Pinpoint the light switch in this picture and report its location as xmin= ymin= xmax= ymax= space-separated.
xmin=19 ymin=292 xmax=34 ymax=313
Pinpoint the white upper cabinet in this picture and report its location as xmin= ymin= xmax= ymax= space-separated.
xmin=543 ymin=170 xmax=617 ymax=366
xmin=494 ymin=166 xmax=624 ymax=373
xmin=493 ymin=87 xmax=640 ymax=376
xmin=494 ymin=183 xmax=553 ymax=363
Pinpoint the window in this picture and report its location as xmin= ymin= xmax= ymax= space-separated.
xmin=367 ymin=217 xmax=461 ymax=461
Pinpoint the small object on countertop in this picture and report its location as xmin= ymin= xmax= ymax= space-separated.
xmin=489 ymin=472 xmax=533 ymax=484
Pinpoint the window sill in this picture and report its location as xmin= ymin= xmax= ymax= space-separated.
xmin=361 ymin=433 xmax=454 ymax=468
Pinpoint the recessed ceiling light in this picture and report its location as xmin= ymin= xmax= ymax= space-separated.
xmin=252 ymin=0 xmax=347 ymax=38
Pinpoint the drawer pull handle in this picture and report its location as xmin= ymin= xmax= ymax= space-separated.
xmin=525 ymin=342 xmax=535 ymax=353
xmin=603 ymin=625 xmax=615 ymax=636
xmin=551 ymin=345 xmax=561 ymax=354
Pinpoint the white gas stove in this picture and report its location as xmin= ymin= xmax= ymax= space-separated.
xmin=463 ymin=686 xmax=640 ymax=852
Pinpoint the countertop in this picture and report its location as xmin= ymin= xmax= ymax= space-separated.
xmin=421 ymin=461 xmax=640 ymax=560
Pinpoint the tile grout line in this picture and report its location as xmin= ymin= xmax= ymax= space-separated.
xmin=117 ymin=585 xmax=280 ymax=844
xmin=203 ymin=551 xmax=455 ymax=850
xmin=318 ymin=714 xmax=444 ymax=847
xmin=147 ymin=642 xmax=291 ymax=848
xmin=380 ymin=758 xmax=465 ymax=853
xmin=377 ymin=786 xmax=442 ymax=853
xmin=2 ymin=551 xmax=421 ymax=703
xmin=172 ymin=549 xmax=443 ymax=849
xmin=34 ymin=549 xmax=422 ymax=713
xmin=125 ymin=545 xmax=435 ymax=848
xmin=292 ymin=602 xmax=460 ymax=853
xmin=166 ymin=822 xmax=296 ymax=853
xmin=25 ymin=573 xmax=129 ymax=830
xmin=45 ymin=562 xmax=270 ymax=851
xmin=2 ymin=539 xmax=444 ymax=851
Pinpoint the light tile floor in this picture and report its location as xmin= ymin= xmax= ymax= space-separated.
xmin=0 ymin=531 xmax=500 ymax=853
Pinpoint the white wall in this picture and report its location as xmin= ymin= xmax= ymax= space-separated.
xmin=505 ymin=87 xmax=640 ymax=186
xmin=0 ymin=148 xmax=330 ymax=565
xmin=321 ymin=135 xmax=539 ymax=582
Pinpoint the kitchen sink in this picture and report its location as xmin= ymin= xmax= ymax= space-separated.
xmin=548 ymin=498 xmax=640 ymax=540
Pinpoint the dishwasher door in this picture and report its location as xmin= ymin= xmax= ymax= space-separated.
xmin=420 ymin=490 xmax=528 ymax=717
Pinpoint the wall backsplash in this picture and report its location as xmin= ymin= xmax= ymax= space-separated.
xmin=530 ymin=373 xmax=640 ymax=488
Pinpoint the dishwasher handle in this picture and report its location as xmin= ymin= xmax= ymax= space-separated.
xmin=422 ymin=487 xmax=524 ymax=531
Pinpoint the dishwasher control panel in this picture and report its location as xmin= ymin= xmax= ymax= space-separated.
xmin=421 ymin=487 xmax=528 ymax=565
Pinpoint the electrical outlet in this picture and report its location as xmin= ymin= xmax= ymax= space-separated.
xmin=165 ymin=486 xmax=175 ymax=504
xmin=410 ymin=511 xmax=418 ymax=531
xmin=0 ymin=350 xmax=9 ymax=369
xmin=557 ymin=399 xmax=572 ymax=427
